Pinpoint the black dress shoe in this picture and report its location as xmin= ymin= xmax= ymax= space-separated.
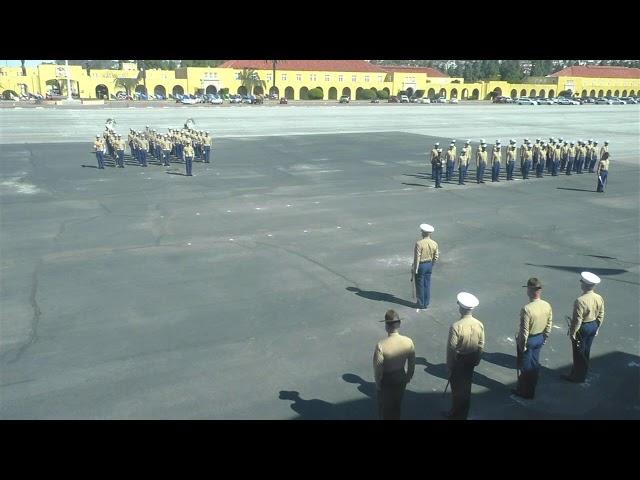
xmin=510 ymin=388 xmax=533 ymax=399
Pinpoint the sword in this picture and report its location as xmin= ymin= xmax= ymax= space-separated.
xmin=410 ymin=267 xmax=416 ymax=301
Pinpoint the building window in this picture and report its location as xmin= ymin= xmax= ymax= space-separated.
xmin=266 ymin=74 xmax=272 ymax=82
xmin=378 ymin=76 xmax=382 ymax=82
xmin=236 ymin=72 xmax=241 ymax=80
xmin=296 ymin=74 xmax=302 ymax=81
xmin=310 ymin=74 xmax=317 ymax=82
xmin=338 ymin=75 xmax=343 ymax=82
xmin=325 ymin=74 xmax=330 ymax=81
xmin=281 ymin=74 xmax=287 ymax=81
xmin=352 ymin=75 xmax=357 ymax=82
xmin=365 ymin=76 xmax=369 ymax=82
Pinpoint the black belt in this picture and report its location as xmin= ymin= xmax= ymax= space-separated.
xmin=419 ymin=260 xmax=432 ymax=264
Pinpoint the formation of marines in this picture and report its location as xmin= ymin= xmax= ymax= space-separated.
xmin=431 ymin=137 xmax=611 ymax=192
xmin=374 ymin=222 xmax=607 ymax=420
xmin=92 ymin=124 xmax=214 ymax=176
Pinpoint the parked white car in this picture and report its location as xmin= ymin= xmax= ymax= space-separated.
xmin=595 ymin=98 xmax=613 ymax=105
xmin=209 ymin=95 xmax=223 ymax=105
xmin=418 ymin=97 xmax=431 ymax=104
xmin=449 ymin=97 xmax=459 ymax=104
xmin=180 ymin=97 xmax=198 ymax=105
xmin=517 ymin=97 xmax=538 ymax=105
xmin=399 ymin=95 xmax=409 ymax=103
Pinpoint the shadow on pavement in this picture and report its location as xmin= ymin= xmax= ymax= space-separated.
xmin=346 ymin=287 xmax=416 ymax=308
xmin=525 ymin=263 xmax=628 ymax=276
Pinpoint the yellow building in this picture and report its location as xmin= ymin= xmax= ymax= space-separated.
xmin=1 ymin=61 xmax=638 ymax=101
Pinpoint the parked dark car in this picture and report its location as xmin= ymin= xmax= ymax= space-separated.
xmin=339 ymin=95 xmax=350 ymax=103
xmin=388 ymin=96 xmax=399 ymax=103
xmin=279 ymin=97 xmax=288 ymax=104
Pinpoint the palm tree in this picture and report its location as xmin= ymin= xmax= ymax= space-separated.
xmin=266 ymin=60 xmax=280 ymax=95
xmin=238 ymin=68 xmax=266 ymax=96
xmin=114 ymin=77 xmax=140 ymax=97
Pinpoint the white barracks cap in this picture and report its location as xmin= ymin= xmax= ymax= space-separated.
xmin=457 ymin=292 xmax=479 ymax=309
xmin=580 ymin=272 xmax=601 ymax=285
xmin=420 ymin=223 xmax=434 ymax=233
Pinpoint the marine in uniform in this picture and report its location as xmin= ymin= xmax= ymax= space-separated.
xmin=430 ymin=142 xmax=440 ymax=179
xmin=491 ymin=141 xmax=501 ymax=182
xmin=575 ymin=140 xmax=585 ymax=173
xmin=563 ymin=272 xmax=605 ymax=383
xmin=412 ymin=223 xmax=439 ymax=311
xmin=546 ymin=138 xmax=555 ymax=172
xmin=598 ymin=141 xmax=609 ymax=173
xmin=203 ymin=131 xmax=212 ymax=163
xmin=184 ymin=142 xmax=195 ymax=176
xmin=588 ymin=140 xmax=599 ymax=173
xmin=373 ymin=309 xmax=416 ymax=420
xmin=596 ymin=151 xmax=610 ymax=192
xmin=552 ymin=139 xmax=562 ymax=176
xmin=536 ymin=142 xmax=546 ymax=178
xmin=162 ymin=135 xmax=171 ymax=166
xmin=519 ymin=138 xmax=529 ymax=174
xmin=116 ymin=134 xmax=125 ymax=168
xmin=458 ymin=147 xmax=469 ymax=185
xmin=139 ymin=135 xmax=148 ymax=167
xmin=513 ymin=278 xmax=553 ymax=399
xmin=444 ymin=292 xmax=484 ymax=420
xmin=93 ymin=134 xmax=105 ymax=169
xmin=522 ymin=144 xmax=533 ymax=179
xmin=566 ymin=141 xmax=576 ymax=174
xmin=532 ymin=138 xmax=541 ymax=172
xmin=445 ymin=144 xmax=456 ymax=181
xmin=432 ymin=148 xmax=444 ymax=188
xmin=476 ymin=143 xmax=487 ymax=184
xmin=506 ymin=139 xmax=517 ymax=180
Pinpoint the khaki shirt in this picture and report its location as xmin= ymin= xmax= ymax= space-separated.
xmin=116 ymin=139 xmax=125 ymax=150
xmin=184 ymin=144 xmax=195 ymax=157
xmin=446 ymin=315 xmax=485 ymax=370
xmin=491 ymin=147 xmax=502 ymax=165
xmin=451 ymin=146 xmax=457 ymax=157
xmin=555 ymin=146 xmax=561 ymax=159
xmin=600 ymin=145 xmax=608 ymax=157
xmin=517 ymin=298 xmax=553 ymax=350
xmin=598 ymin=158 xmax=609 ymax=172
xmin=140 ymin=139 xmax=149 ymax=150
xmin=458 ymin=152 xmax=468 ymax=167
xmin=533 ymin=144 xmax=541 ymax=156
xmin=519 ymin=144 xmax=528 ymax=160
xmin=476 ymin=150 xmax=487 ymax=166
xmin=414 ymin=237 xmax=439 ymax=272
xmin=568 ymin=146 xmax=576 ymax=157
xmin=523 ymin=149 xmax=533 ymax=161
xmin=506 ymin=147 xmax=517 ymax=162
xmin=560 ymin=145 xmax=568 ymax=158
xmin=93 ymin=139 xmax=104 ymax=152
xmin=446 ymin=149 xmax=456 ymax=161
xmin=204 ymin=136 xmax=212 ymax=147
xmin=570 ymin=290 xmax=605 ymax=338
xmin=373 ymin=332 xmax=416 ymax=389
xmin=430 ymin=148 xmax=439 ymax=162
xmin=577 ymin=146 xmax=586 ymax=158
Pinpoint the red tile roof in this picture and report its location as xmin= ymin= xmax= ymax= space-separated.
xmin=380 ymin=65 xmax=449 ymax=77
xmin=549 ymin=66 xmax=640 ymax=79
xmin=218 ymin=60 xmax=387 ymax=73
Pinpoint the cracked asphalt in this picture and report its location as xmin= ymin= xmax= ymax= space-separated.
xmin=0 ymin=106 xmax=639 ymax=419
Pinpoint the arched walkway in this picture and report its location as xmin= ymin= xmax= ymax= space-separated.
xmin=154 ymin=85 xmax=166 ymax=97
xmin=285 ymin=86 xmax=294 ymax=99
xmin=172 ymin=85 xmax=184 ymax=97
xmin=630 ymin=90 xmax=636 ymax=96
xmin=520 ymin=89 xmax=527 ymax=97
xmin=299 ymin=87 xmax=309 ymax=100
xmin=590 ymin=89 xmax=595 ymax=97
xmin=328 ymin=87 xmax=337 ymax=100
xmin=613 ymin=89 xmax=619 ymax=97
xmin=382 ymin=87 xmax=390 ymax=95
xmin=206 ymin=85 xmax=218 ymax=95
xmin=135 ymin=85 xmax=147 ymax=95
xmin=356 ymin=87 xmax=364 ymax=99
xmin=254 ymin=86 xmax=264 ymax=95
xmin=493 ymin=87 xmax=502 ymax=97
xmin=315 ymin=86 xmax=324 ymax=99
xmin=530 ymin=89 xmax=536 ymax=97
xmin=606 ymin=89 xmax=612 ymax=96
xmin=471 ymin=88 xmax=479 ymax=100
xmin=439 ymin=88 xmax=446 ymax=98
xmin=406 ymin=87 xmax=414 ymax=97
xmin=95 ymin=84 xmax=109 ymax=99
xmin=539 ymin=89 xmax=546 ymax=98
xmin=269 ymin=86 xmax=279 ymax=97
xmin=427 ymin=88 xmax=435 ymax=98
xmin=510 ymin=89 xmax=517 ymax=98
xmin=622 ymin=90 xmax=627 ymax=97
xmin=341 ymin=87 xmax=351 ymax=98
xmin=461 ymin=88 xmax=468 ymax=99
xmin=450 ymin=88 xmax=458 ymax=98
xmin=548 ymin=89 xmax=555 ymax=98
xmin=598 ymin=90 xmax=604 ymax=97
xmin=581 ymin=90 xmax=587 ymax=97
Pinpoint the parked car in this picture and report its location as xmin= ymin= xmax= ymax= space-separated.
xmin=370 ymin=98 xmax=380 ymax=103
xmin=252 ymin=95 xmax=264 ymax=104
xmin=517 ymin=97 xmax=537 ymax=105
xmin=269 ymin=93 xmax=279 ymax=100
xmin=580 ymin=97 xmax=596 ymax=104
xmin=388 ymin=96 xmax=399 ymax=103
xmin=556 ymin=97 xmax=579 ymax=105
xmin=229 ymin=95 xmax=242 ymax=104
xmin=279 ymin=97 xmax=288 ymax=104
xmin=595 ymin=97 xmax=613 ymax=105
xmin=449 ymin=97 xmax=459 ymax=104
xmin=434 ymin=97 xmax=447 ymax=103
xmin=418 ymin=97 xmax=431 ymax=104
xmin=493 ymin=95 xmax=509 ymax=103
xmin=536 ymin=97 xmax=553 ymax=105
xmin=399 ymin=94 xmax=409 ymax=103
xmin=180 ymin=96 xmax=198 ymax=104
xmin=620 ymin=97 xmax=637 ymax=104
xmin=609 ymin=97 xmax=626 ymax=104
xmin=409 ymin=96 xmax=419 ymax=103
xmin=209 ymin=95 xmax=223 ymax=104
xmin=339 ymin=95 xmax=350 ymax=103
xmin=154 ymin=94 xmax=165 ymax=100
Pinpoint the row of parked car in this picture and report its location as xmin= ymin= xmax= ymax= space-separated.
xmin=495 ymin=95 xmax=639 ymax=105
xmin=339 ymin=95 xmax=459 ymax=104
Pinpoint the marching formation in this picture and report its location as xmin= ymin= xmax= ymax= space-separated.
xmin=373 ymin=223 xmax=606 ymax=420
xmin=92 ymin=124 xmax=214 ymax=176
xmin=430 ymin=138 xmax=611 ymax=192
